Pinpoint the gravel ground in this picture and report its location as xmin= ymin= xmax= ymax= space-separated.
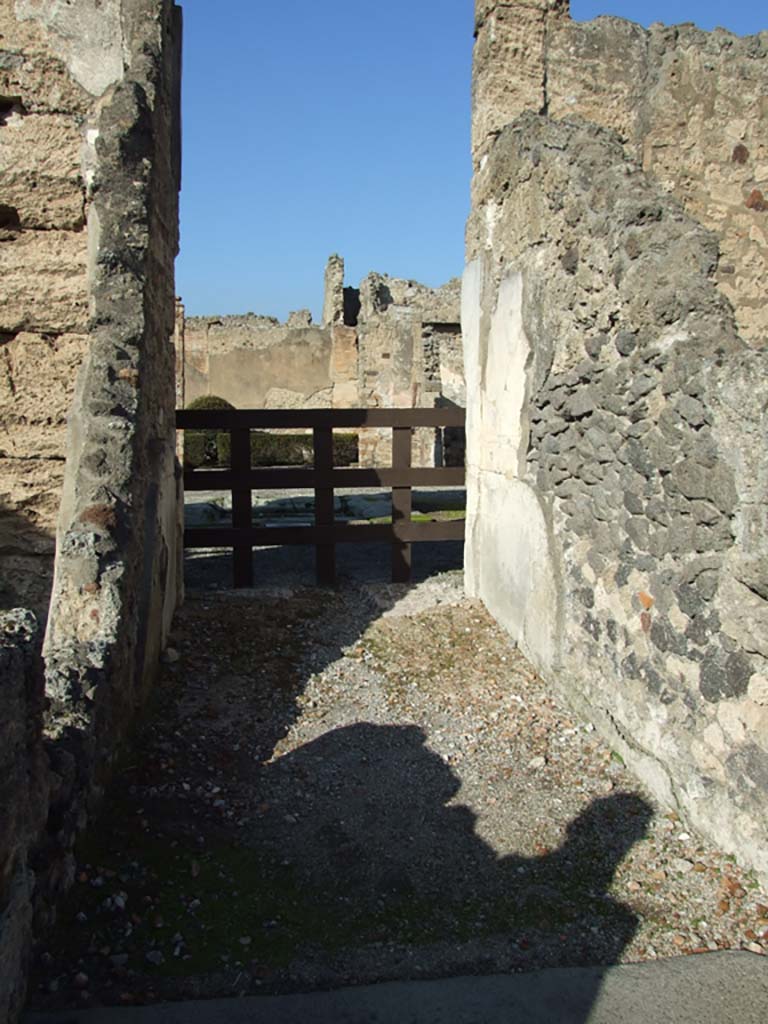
xmin=28 ymin=570 xmax=768 ymax=1012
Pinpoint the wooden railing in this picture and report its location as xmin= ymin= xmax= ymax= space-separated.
xmin=176 ymin=407 xmax=466 ymax=586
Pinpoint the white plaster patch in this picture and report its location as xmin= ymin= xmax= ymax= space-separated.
xmin=81 ymin=124 xmax=100 ymax=192
xmin=480 ymin=271 xmax=529 ymax=477
xmin=463 ymin=466 xmax=482 ymax=600
xmin=462 ymin=261 xmax=559 ymax=668
xmin=483 ymin=202 xmax=502 ymax=251
xmin=15 ymin=0 xmax=124 ymax=96
xmin=593 ymin=577 xmax=625 ymax=622
xmin=461 ymin=260 xmax=483 ymax=398
xmin=461 ymin=258 xmax=483 ymax=476
xmin=471 ymin=475 xmax=559 ymax=675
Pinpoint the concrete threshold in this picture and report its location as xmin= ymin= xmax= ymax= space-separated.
xmin=24 ymin=951 xmax=768 ymax=1024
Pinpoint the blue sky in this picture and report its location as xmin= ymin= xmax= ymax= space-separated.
xmin=177 ymin=1 xmax=765 ymax=321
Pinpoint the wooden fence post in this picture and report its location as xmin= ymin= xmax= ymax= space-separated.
xmin=313 ymin=425 xmax=336 ymax=584
xmin=391 ymin=425 xmax=412 ymax=582
xmin=231 ymin=426 xmax=253 ymax=587
xmin=179 ymin=408 xmax=466 ymax=588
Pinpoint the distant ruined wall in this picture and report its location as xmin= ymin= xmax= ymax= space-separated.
xmin=0 ymin=3 xmax=181 ymax=1020
xmin=465 ymin=1 xmax=768 ymax=887
xmin=182 ymin=313 xmax=337 ymax=410
xmin=354 ymin=270 xmax=464 ymax=467
xmin=472 ymin=0 xmax=768 ymax=345
xmin=178 ymin=257 xmax=465 ymax=468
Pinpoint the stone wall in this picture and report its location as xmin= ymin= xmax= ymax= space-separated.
xmin=0 ymin=0 xmax=94 ymax=617
xmin=354 ymin=270 xmax=464 ymax=467
xmin=177 ymin=256 xmax=465 ymax=467
xmin=181 ymin=312 xmax=338 ymax=411
xmin=43 ymin=0 xmax=182 ymax=773
xmin=472 ymin=0 xmax=768 ymax=345
xmin=464 ymin=110 xmax=768 ymax=886
xmin=0 ymin=3 xmax=182 ymax=1019
xmin=0 ymin=611 xmax=48 ymax=1024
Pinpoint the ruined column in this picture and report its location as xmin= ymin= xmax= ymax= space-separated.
xmin=173 ymin=297 xmax=186 ymax=412
xmin=322 ymin=253 xmax=345 ymax=327
xmin=471 ymin=0 xmax=570 ymax=171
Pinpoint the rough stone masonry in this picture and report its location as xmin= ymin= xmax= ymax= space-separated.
xmin=1 ymin=1 xmax=766 ymax=1019
xmin=464 ymin=0 xmax=768 ymax=888
xmin=0 ymin=2 xmax=181 ymax=1020
xmin=1 ymin=0 xmax=92 ymax=618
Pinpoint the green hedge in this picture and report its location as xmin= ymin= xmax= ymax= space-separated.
xmin=332 ymin=433 xmax=358 ymax=467
xmin=183 ymin=395 xmax=359 ymax=469
xmin=183 ymin=395 xmax=235 ymax=469
xmin=216 ymin=431 xmax=359 ymax=468
xmin=183 ymin=432 xmax=207 ymax=469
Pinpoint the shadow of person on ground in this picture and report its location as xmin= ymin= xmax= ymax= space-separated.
xmin=109 ymin=574 xmax=463 ymax=858
xmin=26 ymin=578 xmax=649 ymax=1018
xmin=243 ymin=721 xmax=653 ymax=1011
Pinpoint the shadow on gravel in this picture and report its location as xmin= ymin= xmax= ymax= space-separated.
xmin=251 ymin=722 xmax=653 ymax=1011
xmin=26 ymin=580 xmax=652 ymax=1019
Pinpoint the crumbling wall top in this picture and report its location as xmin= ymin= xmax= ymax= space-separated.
xmin=471 ymin=0 xmax=768 ymax=343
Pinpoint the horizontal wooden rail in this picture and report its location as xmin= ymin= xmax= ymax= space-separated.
xmin=176 ymin=407 xmax=466 ymax=430
xmin=184 ymin=520 xmax=465 ymax=548
xmin=183 ymin=466 xmax=466 ymax=491
xmin=176 ymin=406 xmax=466 ymax=586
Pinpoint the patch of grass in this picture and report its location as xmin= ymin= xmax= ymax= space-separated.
xmin=59 ymin=833 xmax=306 ymax=975
xmin=366 ymin=510 xmax=466 ymax=525
xmin=57 ymin=803 xmax=600 ymax=982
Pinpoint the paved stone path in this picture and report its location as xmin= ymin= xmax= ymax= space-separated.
xmin=23 ymin=952 xmax=768 ymax=1024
